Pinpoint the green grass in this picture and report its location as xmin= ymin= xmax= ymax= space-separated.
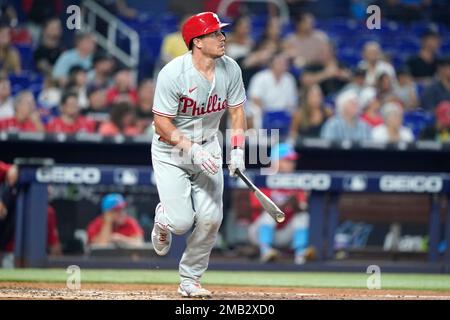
xmin=1 ymin=269 xmax=450 ymax=291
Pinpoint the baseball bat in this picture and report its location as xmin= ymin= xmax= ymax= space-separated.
xmin=235 ymin=169 xmax=285 ymax=223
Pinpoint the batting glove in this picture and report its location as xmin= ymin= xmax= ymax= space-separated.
xmin=228 ymin=148 xmax=245 ymax=177
xmin=189 ymin=143 xmax=219 ymax=175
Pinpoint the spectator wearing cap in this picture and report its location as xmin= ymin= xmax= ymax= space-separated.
xmin=86 ymin=193 xmax=144 ymax=247
xmin=0 ymin=75 xmax=13 ymax=120
xmin=406 ymin=28 xmax=441 ymax=83
xmin=87 ymin=53 xmax=115 ymax=87
xmin=52 ymin=32 xmax=96 ymax=86
xmin=98 ymin=102 xmax=141 ymax=136
xmin=421 ymin=57 xmax=450 ymax=112
xmin=371 ymin=102 xmax=414 ymax=143
xmin=106 ymin=66 xmax=138 ymax=105
xmin=46 ymin=91 xmax=95 ymax=134
xmin=0 ymin=90 xmax=44 ymax=132
xmin=419 ymin=101 xmax=450 ymax=142
xmin=33 ymin=17 xmax=63 ymax=76
xmin=359 ymin=86 xmax=384 ymax=128
xmin=81 ymin=84 xmax=110 ymax=125
xmin=0 ymin=23 xmax=21 ymax=74
xmin=248 ymin=143 xmax=312 ymax=265
xmin=321 ymin=90 xmax=371 ymax=141
xmin=136 ymin=79 xmax=155 ymax=133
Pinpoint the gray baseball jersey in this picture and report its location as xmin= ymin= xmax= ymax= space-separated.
xmin=152 ymin=51 xmax=246 ymax=143
xmin=151 ymin=51 xmax=246 ymax=285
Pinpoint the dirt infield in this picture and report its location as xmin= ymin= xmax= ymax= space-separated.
xmin=1 ymin=282 xmax=450 ymax=300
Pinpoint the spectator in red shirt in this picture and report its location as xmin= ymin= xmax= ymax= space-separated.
xmin=46 ymin=91 xmax=95 ymax=134
xmin=106 ymin=66 xmax=138 ymax=105
xmin=359 ymin=86 xmax=384 ymax=128
xmin=98 ymin=102 xmax=141 ymax=136
xmin=0 ymin=90 xmax=44 ymax=132
xmin=86 ymin=193 xmax=144 ymax=247
xmin=247 ymin=143 xmax=312 ymax=265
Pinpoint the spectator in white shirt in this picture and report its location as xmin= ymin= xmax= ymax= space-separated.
xmin=247 ymin=53 xmax=298 ymax=129
xmin=371 ymin=102 xmax=414 ymax=143
xmin=358 ymin=41 xmax=397 ymax=87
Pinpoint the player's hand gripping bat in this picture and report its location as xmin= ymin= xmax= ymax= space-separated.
xmin=235 ymin=169 xmax=285 ymax=223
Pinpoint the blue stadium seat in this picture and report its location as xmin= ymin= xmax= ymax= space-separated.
xmin=15 ymin=45 xmax=34 ymax=71
xmin=262 ymin=111 xmax=292 ymax=138
xmin=403 ymin=111 xmax=435 ymax=137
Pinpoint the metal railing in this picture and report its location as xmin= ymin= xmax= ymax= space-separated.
xmin=81 ymin=0 xmax=139 ymax=70
xmin=217 ymin=0 xmax=290 ymax=24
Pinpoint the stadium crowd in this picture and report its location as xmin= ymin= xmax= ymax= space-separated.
xmin=0 ymin=1 xmax=448 ymax=144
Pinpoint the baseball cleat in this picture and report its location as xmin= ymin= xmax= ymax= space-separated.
xmin=178 ymin=282 xmax=212 ymax=298
xmin=260 ymin=247 xmax=279 ymax=263
xmin=151 ymin=203 xmax=172 ymax=256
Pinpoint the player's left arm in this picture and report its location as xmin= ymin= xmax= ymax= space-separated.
xmin=228 ymin=105 xmax=246 ymax=176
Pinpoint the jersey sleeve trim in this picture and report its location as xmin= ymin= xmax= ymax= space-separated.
xmin=227 ymin=97 xmax=246 ymax=109
xmin=152 ymin=109 xmax=177 ymax=118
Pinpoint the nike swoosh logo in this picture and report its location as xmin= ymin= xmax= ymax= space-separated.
xmin=189 ymin=86 xmax=197 ymax=93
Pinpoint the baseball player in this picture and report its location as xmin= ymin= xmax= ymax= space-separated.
xmin=151 ymin=12 xmax=246 ymax=298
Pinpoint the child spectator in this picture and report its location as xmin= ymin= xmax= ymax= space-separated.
xmin=46 ymin=91 xmax=95 ymax=134
xmin=0 ymin=91 xmax=44 ymax=132
xmin=372 ymin=102 xmax=414 ymax=143
xmin=98 ymin=102 xmax=141 ymax=136
xmin=106 ymin=66 xmax=138 ymax=105
xmin=37 ymin=77 xmax=61 ymax=109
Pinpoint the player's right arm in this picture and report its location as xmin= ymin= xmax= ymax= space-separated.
xmin=153 ymin=115 xmax=193 ymax=152
xmin=153 ymin=69 xmax=219 ymax=174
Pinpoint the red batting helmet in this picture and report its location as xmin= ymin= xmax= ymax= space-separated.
xmin=181 ymin=12 xmax=229 ymax=48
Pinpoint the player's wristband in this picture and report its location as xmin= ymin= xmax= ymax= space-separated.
xmin=231 ymin=134 xmax=245 ymax=149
